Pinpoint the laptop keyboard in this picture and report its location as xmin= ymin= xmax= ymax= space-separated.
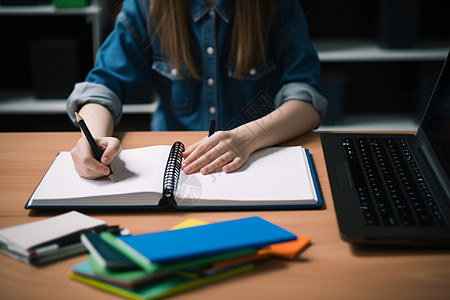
xmin=342 ymin=137 xmax=446 ymax=227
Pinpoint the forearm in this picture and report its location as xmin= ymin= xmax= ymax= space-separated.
xmin=78 ymin=103 xmax=115 ymax=137
xmin=236 ymin=100 xmax=320 ymax=152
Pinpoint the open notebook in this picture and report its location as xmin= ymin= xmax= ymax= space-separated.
xmin=25 ymin=143 xmax=322 ymax=210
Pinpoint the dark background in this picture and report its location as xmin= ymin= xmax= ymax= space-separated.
xmin=0 ymin=0 xmax=449 ymax=131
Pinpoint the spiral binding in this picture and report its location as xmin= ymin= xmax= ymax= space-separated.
xmin=160 ymin=141 xmax=185 ymax=207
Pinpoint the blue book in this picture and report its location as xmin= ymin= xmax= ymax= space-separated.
xmin=101 ymin=217 xmax=297 ymax=268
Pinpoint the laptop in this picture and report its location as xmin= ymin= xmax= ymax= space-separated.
xmin=321 ymin=50 xmax=450 ymax=247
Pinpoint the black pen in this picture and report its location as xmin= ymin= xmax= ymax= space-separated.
xmin=75 ymin=112 xmax=114 ymax=181
xmin=208 ymin=119 xmax=216 ymax=137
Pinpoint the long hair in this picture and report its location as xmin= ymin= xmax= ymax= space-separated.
xmin=149 ymin=0 xmax=274 ymax=79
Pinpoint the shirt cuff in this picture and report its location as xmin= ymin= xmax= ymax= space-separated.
xmin=274 ymin=82 xmax=328 ymax=121
xmin=66 ymin=82 xmax=123 ymax=126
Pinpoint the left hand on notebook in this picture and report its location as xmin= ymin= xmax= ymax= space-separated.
xmin=182 ymin=129 xmax=257 ymax=175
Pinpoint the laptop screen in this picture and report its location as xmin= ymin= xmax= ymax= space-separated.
xmin=419 ymin=51 xmax=450 ymax=183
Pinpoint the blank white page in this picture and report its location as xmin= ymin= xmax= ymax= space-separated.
xmin=175 ymin=146 xmax=317 ymax=206
xmin=30 ymin=145 xmax=172 ymax=201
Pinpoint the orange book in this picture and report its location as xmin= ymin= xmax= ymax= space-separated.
xmin=263 ymin=235 xmax=311 ymax=260
xmin=213 ymin=235 xmax=311 ymax=268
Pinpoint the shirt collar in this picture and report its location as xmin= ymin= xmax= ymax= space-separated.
xmin=190 ymin=0 xmax=235 ymax=23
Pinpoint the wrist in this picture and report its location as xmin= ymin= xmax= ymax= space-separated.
xmin=79 ymin=103 xmax=114 ymax=137
xmin=230 ymin=122 xmax=263 ymax=155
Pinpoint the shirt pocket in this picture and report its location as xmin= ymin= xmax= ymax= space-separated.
xmin=227 ymin=62 xmax=277 ymax=113
xmin=151 ymin=58 xmax=198 ymax=114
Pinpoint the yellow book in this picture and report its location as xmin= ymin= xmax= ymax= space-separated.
xmin=70 ymin=263 xmax=253 ymax=300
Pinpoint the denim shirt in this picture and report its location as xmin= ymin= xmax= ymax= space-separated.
xmin=67 ymin=0 xmax=327 ymax=131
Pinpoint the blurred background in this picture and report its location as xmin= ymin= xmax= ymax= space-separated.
xmin=0 ymin=0 xmax=449 ymax=132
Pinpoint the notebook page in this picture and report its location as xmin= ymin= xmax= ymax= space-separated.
xmin=175 ymin=146 xmax=317 ymax=206
xmin=30 ymin=146 xmax=171 ymax=202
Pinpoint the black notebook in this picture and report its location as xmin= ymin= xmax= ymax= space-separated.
xmin=25 ymin=142 xmax=322 ymax=210
xmin=321 ymin=50 xmax=450 ymax=247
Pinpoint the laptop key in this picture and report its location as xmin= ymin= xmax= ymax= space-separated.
xmin=342 ymin=137 xmax=447 ymax=228
xmin=343 ymin=138 xmax=380 ymax=226
xmin=397 ymin=139 xmax=443 ymax=226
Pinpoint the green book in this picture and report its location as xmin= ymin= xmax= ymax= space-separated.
xmin=71 ymin=263 xmax=253 ymax=300
xmin=81 ymin=233 xmax=139 ymax=271
xmin=72 ymin=256 xmax=170 ymax=289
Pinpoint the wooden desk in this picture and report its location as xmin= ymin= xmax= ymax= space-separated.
xmin=0 ymin=131 xmax=449 ymax=299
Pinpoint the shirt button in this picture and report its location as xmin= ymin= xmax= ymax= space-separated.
xmin=206 ymin=47 xmax=214 ymax=55
xmin=249 ymin=68 xmax=256 ymax=75
xmin=209 ymin=10 xmax=214 ymax=17
xmin=207 ymin=78 xmax=214 ymax=86
xmin=209 ymin=106 xmax=216 ymax=115
xmin=170 ymin=68 xmax=177 ymax=76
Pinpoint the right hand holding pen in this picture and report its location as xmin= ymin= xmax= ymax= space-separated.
xmin=71 ymin=136 xmax=122 ymax=179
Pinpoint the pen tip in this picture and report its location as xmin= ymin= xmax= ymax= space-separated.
xmin=75 ymin=112 xmax=83 ymax=123
xmin=108 ymin=167 xmax=115 ymax=182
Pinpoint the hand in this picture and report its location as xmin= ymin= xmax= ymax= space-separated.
xmin=182 ymin=101 xmax=321 ymax=175
xmin=181 ymin=128 xmax=257 ymax=175
xmin=71 ymin=136 xmax=122 ymax=179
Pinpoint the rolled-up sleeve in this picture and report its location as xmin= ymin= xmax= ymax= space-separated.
xmin=274 ymin=82 xmax=328 ymax=119
xmin=272 ymin=0 xmax=328 ymax=120
xmin=66 ymin=82 xmax=123 ymax=125
xmin=66 ymin=0 xmax=152 ymax=125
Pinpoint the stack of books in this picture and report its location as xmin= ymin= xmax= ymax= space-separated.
xmin=70 ymin=217 xmax=311 ymax=299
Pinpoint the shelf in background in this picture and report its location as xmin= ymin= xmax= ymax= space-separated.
xmin=1 ymin=0 xmax=108 ymax=64
xmin=0 ymin=4 xmax=101 ymax=15
xmin=314 ymin=40 xmax=450 ymax=62
xmin=0 ymin=91 xmax=157 ymax=115
xmin=1 ymin=41 xmax=448 ymax=116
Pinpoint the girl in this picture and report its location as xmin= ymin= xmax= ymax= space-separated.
xmin=68 ymin=0 xmax=327 ymax=178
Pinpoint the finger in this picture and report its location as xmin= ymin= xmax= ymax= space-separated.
xmin=183 ymin=138 xmax=206 ymax=158
xmin=72 ymin=138 xmax=111 ymax=178
xmin=75 ymin=164 xmax=107 ymax=179
xmin=183 ymin=137 xmax=219 ymax=168
xmin=222 ymin=157 xmax=246 ymax=174
xmin=71 ymin=149 xmax=110 ymax=179
xmin=82 ymin=154 xmax=111 ymax=177
xmin=99 ymin=138 xmax=122 ymax=165
xmin=182 ymin=142 xmax=201 ymax=162
xmin=200 ymin=151 xmax=236 ymax=175
xmin=183 ymin=137 xmax=212 ymax=161
xmin=184 ymin=143 xmax=225 ymax=174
